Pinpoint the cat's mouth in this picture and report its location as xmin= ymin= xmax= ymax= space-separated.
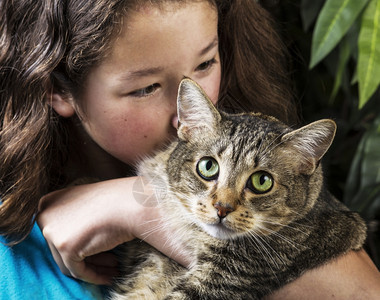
xmin=201 ymin=222 xmax=238 ymax=240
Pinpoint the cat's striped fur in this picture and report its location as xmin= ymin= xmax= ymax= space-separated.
xmin=109 ymin=79 xmax=366 ymax=300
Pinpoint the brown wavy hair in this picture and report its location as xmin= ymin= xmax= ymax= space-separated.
xmin=0 ymin=0 xmax=297 ymax=243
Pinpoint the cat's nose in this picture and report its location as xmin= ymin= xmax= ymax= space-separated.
xmin=214 ymin=202 xmax=234 ymax=219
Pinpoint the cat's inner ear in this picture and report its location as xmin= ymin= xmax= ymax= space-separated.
xmin=280 ymin=119 xmax=337 ymax=175
xmin=176 ymin=78 xmax=221 ymax=141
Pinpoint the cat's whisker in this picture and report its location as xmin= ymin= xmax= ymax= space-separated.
xmin=139 ymin=221 xmax=167 ymax=241
xmin=290 ymin=208 xmax=314 ymax=220
xmin=256 ymin=233 xmax=290 ymax=268
xmin=149 ymin=209 xmax=199 ymax=256
xmin=255 ymin=223 xmax=308 ymax=251
xmin=245 ymin=232 xmax=282 ymax=282
xmin=165 ymin=224 xmax=198 ymax=261
xmin=139 ymin=215 xmax=194 ymax=262
xmin=138 ymin=217 xmax=163 ymax=226
xmin=260 ymin=218 xmax=313 ymax=235
xmin=139 ymin=213 xmax=182 ymax=236
xmin=282 ymin=219 xmax=314 ymax=231
xmin=246 ymin=231 xmax=282 ymax=267
xmin=286 ymin=209 xmax=316 ymax=228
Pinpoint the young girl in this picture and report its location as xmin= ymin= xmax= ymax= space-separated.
xmin=1 ymin=0 xmax=379 ymax=299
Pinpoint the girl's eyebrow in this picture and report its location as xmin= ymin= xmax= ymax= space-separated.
xmin=120 ymin=67 xmax=164 ymax=81
xmin=199 ymin=36 xmax=218 ymax=56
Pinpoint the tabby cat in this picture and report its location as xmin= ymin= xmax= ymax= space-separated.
xmin=109 ymin=78 xmax=366 ymax=300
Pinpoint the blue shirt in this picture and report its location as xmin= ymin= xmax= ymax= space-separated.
xmin=0 ymin=222 xmax=106 ymax=300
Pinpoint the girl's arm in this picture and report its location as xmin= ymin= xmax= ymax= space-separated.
xmin=37 ymin=177 xmax=191 ymax=285
xmin=265 ymin=249 xmax=380 ymax=299
xmin=39 ymin=178 xmax=380 ymax=298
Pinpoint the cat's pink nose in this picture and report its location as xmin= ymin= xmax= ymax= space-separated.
xmin=214 ymin=203 xmax=234 ymax=219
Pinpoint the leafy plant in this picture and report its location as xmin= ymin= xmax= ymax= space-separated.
xmin=307 ymin=0 xmax=380 ymax=267
xmin=264 ymin=0 xmax=380 ymax=266
xmin=310 ymin=0 xmax=380 ymax=108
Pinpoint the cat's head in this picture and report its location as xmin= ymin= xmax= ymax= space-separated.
xmin=167 ymin=78 xmax=336 ymax=240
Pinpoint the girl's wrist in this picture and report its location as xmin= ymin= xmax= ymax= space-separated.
xmin=107 ymin=176 xmax=156 ymax=241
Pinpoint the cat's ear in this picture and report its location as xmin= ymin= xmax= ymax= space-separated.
xmin=281 ymin=119 xmax=336 ymax=175
xmin=176 ymin=78 xmax=221 ymax=141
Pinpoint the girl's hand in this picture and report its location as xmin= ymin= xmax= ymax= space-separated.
xmin=37 ymin=177 xmax=189 ymax=285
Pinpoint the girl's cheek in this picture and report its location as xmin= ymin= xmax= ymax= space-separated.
xmin=207 ymin=78 xmax=221 ymax=105
xmin=206 ymin=65 xmax=221 ymax=105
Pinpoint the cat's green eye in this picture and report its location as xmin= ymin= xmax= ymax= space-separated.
xmin=197 ymin=157 xmax=219 ymax=180
xmin=247 ymin=171 xmax=273 ymax=194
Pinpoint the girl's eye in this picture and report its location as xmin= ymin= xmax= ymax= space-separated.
xmin=196 ymin=58 xmax=217 ymax=72
xmin=128 ymin=83 xmax=160 ymax=97
xmin=247 ymin=171 xmax=273 ymax=194
xmin=197 ymin=157 xmax=219 ymax=180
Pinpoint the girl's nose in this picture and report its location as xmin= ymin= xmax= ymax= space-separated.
xmin=170 ymin=78 xmax=184 ymax=130
xmin=171 ymin=115 xmax=179 ymax=129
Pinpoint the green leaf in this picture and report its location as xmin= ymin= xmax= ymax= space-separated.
xmin=351 ymin=69 xmax=358 ymax=85
xmin=301 ymin=0 xmax=325 ymax=32
xmin=310 ymin=0 xmax=370 ymax=69
xmin=361 ymin=118 xmax=380 ymax=187
xmin=346 ymin=184 xmax=380 ymax=219
xmin=345 ymin=113 xmax=380 ymax=215
xmin=330 ymin=36 xmax=351 ymax=103
xmin=358 ymin=0 xmax=380 ymax=108
xmin=344 ymin=131 xmax=366 ymax=208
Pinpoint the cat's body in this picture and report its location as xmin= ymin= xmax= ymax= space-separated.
xmin=109 ymin=79 xmax=366 ymax=300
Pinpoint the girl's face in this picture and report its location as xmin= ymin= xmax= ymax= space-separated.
xmin=73 ymin=1 xmax=220 ymax=165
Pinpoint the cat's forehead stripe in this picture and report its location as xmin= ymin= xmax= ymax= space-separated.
xmin=230 ymin=136 xmax=247 ymax=166
xmin=217 ymin=144 xmax=228 ymax=157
